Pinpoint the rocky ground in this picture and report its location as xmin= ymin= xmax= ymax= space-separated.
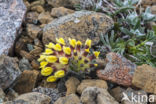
xmin=0 ymin=0 xmax=156 ymax=104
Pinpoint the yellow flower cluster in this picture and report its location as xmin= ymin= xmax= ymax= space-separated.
xmin=38 ymin=38 xmax=100 ymax=82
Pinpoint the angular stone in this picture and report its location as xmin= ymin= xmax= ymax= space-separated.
xmin=0 ymin=55 xmax=21 ymax=90
xmin=47 ymin=0 xmax=80 ymax=8
xmin=43 ymin=10 xmax=114 ymax=45
xmin=31 ymin=5 xmax=44 ymax=13
xmin=13 ymin=92 xmax=51 ymax=104
xmin=97 ymin=52 xmax=136 ymax=86
xmin=132 ymin=64 xmax=156 ymax=94
xmin=0 ymin=88 xmax=6 ymax=103
xmin=26 ymin=11 xmax=39 ymax=24
xmin=65 ymin=77 xmax=80 ymax=96
xmin=6 ymin=89 xmax=19 ymax=101
xmin=77 ymin=79 xmax=108 ymax=94
xmin=29 ymin=46 xmax=43 ymax=57
xmin=38 ymin=12 xmax=53 ymax=24
xmin=33 ymin=87 xmax=63 ymax=104
xmin=81 ymin=87 xmax=119 ymax=104
xmin=54 ymin=94 xmax=80 ymax=104
xmin=19 ymin=58 xmax=32 ymax=71
xmin=0 ymin=0 xmax=26 ymax=55
xmin=19 ymin=50 xmax=34 ymax=61
xmin=51 ymin=7 xmax=74 ymax=18
xmin=13 ymin=70 xmax=39 ymax=94
xmin=31 ymin=60 xmax=40 ymax=70
xmin=27 ymin=24 xmax=41 ymax=39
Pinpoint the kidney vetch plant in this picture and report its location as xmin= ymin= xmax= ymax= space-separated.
xmin=38 ymin=38 xmax=100 ymax=82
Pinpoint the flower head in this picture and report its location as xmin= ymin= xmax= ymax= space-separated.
xmin=56 ymin=38 xmax=65 ymax=45
xmin=59 ymin=57 xmax=68 ymax=65
xmin=85 ymin=39 xmax=91 ymax=48
xmin=38 ymin=37 xmax=100 ymax=82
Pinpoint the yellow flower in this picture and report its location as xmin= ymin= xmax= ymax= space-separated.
xmin=40 ymin=61 xmax=48 ymax=68
xmin=43 ymin=49 xmax=53 ymax=55
xmin=63 ymin=46 xmax=71 ymax=55
xmin=54 ymin=44 xmax=62 ymax=51
xmin=85 ymin=39 xmax=92 ymax=48
xmin=59 ymin=57 xmax=68 ymax=65
xmin=76 ymin=41 xmax=82 ymax=46
xmin=45 ymin=42 xmax=55 ymax=49
xmin=46 ymin=56 xmax=57 ymax=63
xmin=94 ymin=51 xmax=100 ymax=58
xmin=38 ymin=55 xmax=47 ymax=62
xmin=94 ymin=64 xmax=98 ymax=67
xmin=56 ymin=38 xmax=65 ymax=45
xmin=85 ymin=48 xmax=90 ymax=53
xmin=41 ymin=67 xmax=53 ymax=76
xmin=47 ymin=76 xmax=57 ymax=82
xmin=54 ymin=70 xmax=65 ymax=78
xmin=69 ymin=38 xmax=76 ymax=48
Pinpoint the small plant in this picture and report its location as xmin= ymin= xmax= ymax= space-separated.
xmin=38 ymin=38 xmax=100 ymax=82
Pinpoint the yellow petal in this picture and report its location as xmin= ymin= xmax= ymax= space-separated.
xmin=94 ymin=64 xmax=98 ymax=67
xmin=46 ymin=56 xmax=57 ymax=63
xmin=76 ymin=41 xmax=82 ymax=46
xmin=38 ymin=55 xmax=47 ymax=62
xmin=59 ymin=57 xmax=68 ymax=65
xmin=43 ymin=49 xmax=53 ymax=55
xmin=94 ymin=51 xmax=100 ymax=58
xmin=40 ymin=61 xmax=48 ymax=68
xmin=69 ymin=38 xmax=76 ymax=48
xmin=45 ymin=42 xmax=55 ymax=49
xmin=54 ymin=44 xmax=62 ymax=51
xmin=41 ymin=67 xmax=53 ymax=76
xmin=56 ymin=38 xmax=65 ymax=45
xmin=63 ymin=46 xmax=71 ymax=55
xmin=54 ymin=70 xmax=65 ymax=78
xmin=85 ymin=39 xmax=92 ymax=48
xmin=47 ymin=76 xmax=57 ymax=82
xmin=85 ymin=48 xmax=90 ymax=53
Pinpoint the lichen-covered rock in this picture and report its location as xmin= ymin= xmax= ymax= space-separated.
xmin=132 ymin=64 xmax=156 ymax=94
xmin=65 ymin=77 xmax=80 ymax=96
xmin=0 ymin=55 xmax=21 ymax=90
xmin=43 ymin=10 xmax=114 ymax=45
xmin=33 ymin=87 xmax=64 ymax=104
xmin=13 ymin=70 xmax=39 ymax=94
xmin=51 ymin=7 xmax=74 ymax=18
xmin=97 ymin=52 xmax=136 ymax=86
xmin=81 ymin=87 xmax=119 ymax=104
xmin=0 ymin=0 xmax=26 ymax=55
xmin=4 ymin=92 xmax=51 ymax=104
xmin=54 ymin=94 xmax=80 ymax=104
xmin=77 ymin=79 xmax=108 ymax=94
xmin=47 ymin=0 xmax=80 ymax=8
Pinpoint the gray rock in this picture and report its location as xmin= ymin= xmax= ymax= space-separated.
xmin=43 ymin=10 xmax=113 ymax=45
xmin=0 ymin=55 xmax=21 ymax=90
xmin=33 ymin=87 xmax=64 ymax=104
xmin=0 ymin=88 xmax=5 ymax=103
xmin=4 ymin=92 xmax=51 ymax=104
xmin=81 ymin=87 xmax=119 ymax=104
xmin=19 ymin=58 xmax=32 ymax=71
xmin=0 ymin=0 xmax=26 ymax=55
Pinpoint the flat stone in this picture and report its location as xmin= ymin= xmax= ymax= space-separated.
xmin=13 ymin=70 xmax=39 ymax=94
xmin=13 ymin=92 xmax=51 ymax=104
xmin=81 ymin=87 xmax=119 ymax=104
xmin=0 ymin=55 xmax=21 ymax=90
xmin=47 ymin=0 xmax=80 ymax=8
xmin=65 ymin=77 xmax=80 ymax=96
xmin=43 ymin=10 xmax=114 ymax=45
xmin=33 ymin=87 xmax=63 ymax=104
xmin=51 ymin=7 xmax=74 ymax=18
xmin=0 ymin=0 xmax=26 ymax=55
xmin=54 ymin=94 xmax=80 ymax=104
xmin=77 ymin=79 xmax=108 ymax=94
xmin=132 ymin=64 xmax=156 ymax=94
xmin=97 ymin=52 xmax=136 ymax=86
